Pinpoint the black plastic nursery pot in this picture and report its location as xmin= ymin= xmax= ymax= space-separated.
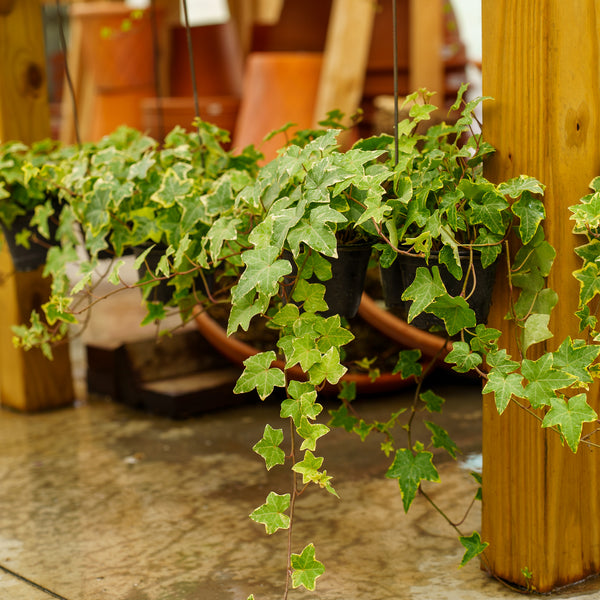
xmin=380 ymin=249 xmax=498 ymax=332
xmin=284 ymin=244 xmax=373 ymax=319
xmin=1 ymin=210 xmax=60 ymax=272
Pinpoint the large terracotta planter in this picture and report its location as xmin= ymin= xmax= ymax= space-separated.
xmin=70 ymin=2 xmax=158 ymax=93
xmin=233 ymin=52 xmax=323 ymax=162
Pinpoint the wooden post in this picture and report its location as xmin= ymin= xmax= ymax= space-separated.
xmin=482 ymin=0 xmax=600 ymax=592
xmin=312 ymin=0 xmax=377 ymax=134
xmin=0 ymin=0 xmax=74 ymax=411
xmin=409 ymin=0 xmax=444 ymax=96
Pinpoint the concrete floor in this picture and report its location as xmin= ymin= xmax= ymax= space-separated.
xmin=1 ymin=279 xmax=600 ymax=599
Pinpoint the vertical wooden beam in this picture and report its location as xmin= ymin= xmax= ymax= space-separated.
xmin=0 ymin=0 xmax=74 ymax=411
xmin=312 ymin=0 xmax=377 ymax=133
xmin=409 ymin=0 xmax=444 ymax=96
xmin=482 ymin=0 xmax=600 ymax=592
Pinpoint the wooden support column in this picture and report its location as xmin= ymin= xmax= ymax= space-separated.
xmin=313 ymin=0 xmax=377 ymax=137
xmin=409 ymin=0 xmax=444 ymax=96
xmin=482 ymin=1 xmax=600 ymax=592
xmin=0 ymin=0 xmax=74 ymax=411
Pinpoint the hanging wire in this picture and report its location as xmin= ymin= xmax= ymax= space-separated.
xmin=55 ymin=0 xmax=81 ymax=146
xmin=181 ymin=0 xmax=205 ymax=167
xmin=149 ymin=0 xmax=165 ymax=141
xmin=392 ymin=0 xmax=399 ymax=167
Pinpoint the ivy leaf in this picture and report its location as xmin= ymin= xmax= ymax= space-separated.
xmin=498 ymin=174 xmax=545 ymax=198
xmin=233 ymin=246 xmax=292 ymax=302
xmin=511 ymin=191 xmax=546 ymax=244
xmin=140 ymin=301 xmax=166 ymax=326
xmin=307 ymin=346 xmax=346 ymax=386
xmin=290 ymin=544 xmax=325 ymax=591
xmin=468 ymin=191 xmax=509 ymax=236
xmin=424 ymin=421 xmax=459 ymax=459
xmin=427 ymin=295 xmax=477 ymax=336
xmin=283 ymin=333 xmax=322 ymax=372
xmin=521 ymin=313 xmax=553 ymax=354
xmin=485 ymin=349 xmax=520 ymax=374
xmin=459 ymin=531 xmax=489 ymax=567
xmin=249 ymin=492 xmax=290 ymax=534
xmin=401 ymin=266 xmax=447 ymax=323
xmin=233 ymin=351 xmax=286 ymax=400
xmin=280 ymin=381 xmax=322 ymax=426
xmin=521 ymin=354 xmax=573 ymax=409
xmin=392 ymin=349 xmax=423 ymax=379
xmin=292 ymin=450 xmax=338 ymax=496
xmin=483 ymin=370 xmax=525 ymax=414
xmin=552 ymin=337 xmax=600 ymax=384
xmin=227 ymin=291 xmax=269 ymax=335
xmin=314 ymin=314 xmax=354 ymax=352
xmin=291 ymin=279 xmax=329 ymax=314
xmin=386 ymin=447 xmax=440 ymax=512
xmin=297 ymin=416 xmax=329 ymax=451
xmin=420 ymin=389 xmax=445 ymax=413
xmin=252 ymin=424 xmax=285 ymax=470
xmin=444 ymin=341 xmax=482 ymax=373
xmin=542 ymin=393 xmax=598 ymax=452
xmin=328 ymin=404 xmax=359 ymax=431
xmin=574 ymin=262 xmax=600 ymax=305
xmin=151 ymin=167 xmax=193 ymax=207
xmin=469 ymin=325 xmax=501 ymax=354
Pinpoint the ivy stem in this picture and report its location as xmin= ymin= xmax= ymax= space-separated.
xmin=283 ymin=416 xmax=297 ymax=600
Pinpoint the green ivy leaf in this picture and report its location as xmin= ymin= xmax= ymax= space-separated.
xmin=386 ymin=447 xmax=440 ymax=512
xmin=291 ymin=279 xmax=329 ymax=313
xmin=483 ymin=370 xmax=525 ymax=414
xmin=459 ymin=531 xmax=489 ymax=567
xmin=542 ymin=393 xmax=598 ymax=452
xmin=574 ymin=262 xmax=600 ymax=305
xmin=252 ymin=424 xmax=285 ymax=470
xmin=314 ymin=314 xmax=354 ymax=352
xmin=552 ymin=337 xmax=600 ymax=384
xmin=140 ymin=301 xmax=166 ymax=326
xmin=401 ymin=266 xmax=447 ymax=322
xmin=521 ymin=354 xmax=574 ymax=409
xmin=427 ymin=295 xmax=477 ymax=336
xmin=151 ymin=167 xmax=193 ymax=207
xmin=249 ymin=492 xmax=290 ymax=534
xmin=511 ymin=191 xmax=546 ymax=244
xmin=297 ymin=416 xmax=329 ymax=451
xmin=233 ymin=351 xmax=286 ymax=400
xmin=420 ymin=389 xmax=445 ymax=413
xmin=468 ymin=190 xmax=509 ymax=236
xmin=307 ymin=346 xmax=346 ymax=386
xmin=328 ymin=404 xmax=359 ymax=432
xmin=283 ymin=333 xmax=323 ymax=372
xmin=392 ymin=349 xmax=423 ymax=379
xmin=227 ymin=291 xmax=269 ymax=335
xmin=280 ymin=382 xmax=322 ymax=426
xmin=424 ymin=421 xmax=459 ymax=458
xmin=521 ymin=313 xmax=552 ymax=354
xmin=292 ymin=450 xmax=338 ymax=496
xmin=444 ymin=341 xmax=482 ymax=373
xmin=485 ymin=349 xmax=520 ymax=374
xmin=233 ymin=246 xmax=292 ymax=302
xmin=290 ymin=544 xmax=325 ymax=591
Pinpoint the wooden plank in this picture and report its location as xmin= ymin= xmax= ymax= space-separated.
xmin=312 ymin=0 xmax=377 ymax=134
xmin=481 ymin=0 xmax=600 ymax=592
xmin=0 ymin=0 xmax=74 ymax=411
xmin=409 ymin=0 xmax=444 ymax=96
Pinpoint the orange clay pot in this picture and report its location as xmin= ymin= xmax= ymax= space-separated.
xmin=233 ymin=52 xmax=323 ymax=162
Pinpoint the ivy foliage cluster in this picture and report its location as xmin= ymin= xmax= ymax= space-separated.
xmin=3 ymin=85 xmax=600 ymax=597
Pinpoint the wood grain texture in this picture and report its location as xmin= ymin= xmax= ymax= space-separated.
xmin=482 ymin=0 xmax=600 ymax=591
xmin=409 ymin=0 xmax=444 ymax=96
xmin=0 ymin=0 xmax=74 ymax=412
xmin=313 ymin=0 xmax=377 ymax=130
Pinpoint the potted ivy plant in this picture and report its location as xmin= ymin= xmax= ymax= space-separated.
xmin=377 ymin=86 xmax=546 ymax=333
xmin=0 ymin=138 xmax=78 ymax=272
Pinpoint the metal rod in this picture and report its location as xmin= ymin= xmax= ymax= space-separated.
xmin=392 ymin=0 xmax=399 ymax=167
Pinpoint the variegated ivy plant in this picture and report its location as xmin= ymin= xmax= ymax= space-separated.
xmin=5 ymin=88 xmax=600 ymax=598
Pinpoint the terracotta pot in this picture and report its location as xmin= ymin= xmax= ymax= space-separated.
xmin=70 ymin=2 xmax=158 ymax=93
xmin=233 ymin=52 xmax=323 ymax=162
xmin=193 ymin=307 xmax=416 ymax=396
xmin=140 ymin=96 xmax=240 ymax=144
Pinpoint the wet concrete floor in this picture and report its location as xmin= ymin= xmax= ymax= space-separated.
xmin=1 ymin=277 xmax=600 ymax=599
xmin=2 ymin=377 xmax=600 ymax=600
